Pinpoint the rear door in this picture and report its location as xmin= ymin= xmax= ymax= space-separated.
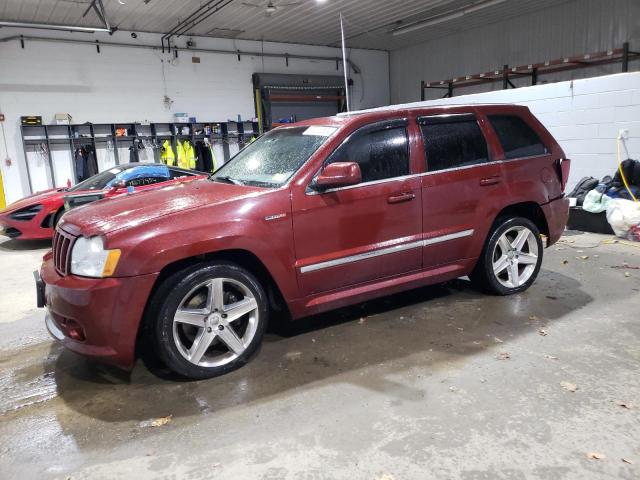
xmin=292 ymin=119 xmax=422 ymax=296
xmin=419 ymin=112 xmax=504 ymax=269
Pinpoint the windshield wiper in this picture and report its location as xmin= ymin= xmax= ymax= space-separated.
xmin=211 ymin=175 xmax=244 ymax=185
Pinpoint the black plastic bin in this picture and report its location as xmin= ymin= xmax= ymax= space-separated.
xmin=566 ymin=206 xmax=614 ymax=235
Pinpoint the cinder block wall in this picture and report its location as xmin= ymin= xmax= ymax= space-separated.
xmin=361 ymin=72 xmax=640 ymax=192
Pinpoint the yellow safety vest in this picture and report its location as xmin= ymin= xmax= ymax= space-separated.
xmin=177 ymin=140 xmax=196 ymax=169
xmin=160 ymin=140 xmax=175 ymax=166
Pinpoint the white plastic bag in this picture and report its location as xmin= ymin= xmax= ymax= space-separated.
xmin=582 ymin=190 xmax=610 ymax=213
xmin=606 ymin=199 xmax=640 ymax=238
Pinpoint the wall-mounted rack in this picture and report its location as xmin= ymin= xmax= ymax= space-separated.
xmin=421 ymin=42 xmax=640 ymax=100
xmin=20 ymin=120 xmax=259 ymax=194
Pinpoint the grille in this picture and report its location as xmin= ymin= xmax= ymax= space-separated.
xmin=53 ymin=228 xmax=76 ymax=276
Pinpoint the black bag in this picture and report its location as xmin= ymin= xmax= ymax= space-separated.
xmin=612 ymin=159 xmax=640 ymax=189
xmin=568 ymin=176 xmax=599 ymax=206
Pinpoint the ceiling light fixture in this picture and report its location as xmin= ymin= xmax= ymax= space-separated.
xmin=391 ymin=0 xmax=507 ymax=36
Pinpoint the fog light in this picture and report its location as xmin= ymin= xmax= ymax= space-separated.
xmin=60 ymin=318 xmax=86 ymax=342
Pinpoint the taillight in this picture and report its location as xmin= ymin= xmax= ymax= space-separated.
xmin=557 ymin=158 xmax=571 ymax=192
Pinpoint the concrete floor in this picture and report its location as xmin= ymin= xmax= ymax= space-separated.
xmin=0 ymin=232 xmax=639 ymax=480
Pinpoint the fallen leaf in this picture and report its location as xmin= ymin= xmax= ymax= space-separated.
xmin=546 ymin=295 xmax=558 ymax=300
xmin=588 ymin=452 xmax=606 ymax=460
xmin=139 ymin=415 xmax=173 ymax=428
xmin=377 ymin=474 xmax=396 ymax=480
xmin=615 ymin=400 xmax=632 ymax=409
xmin=622 ymin=458 xmax=633 ymax=464
xmin=497 ymin=352 xmax=510 ymax=360
xmin=625 ymin=272 xmax=631 ymax=278
xmin=358 ymin=318 xmax=366 ymax=324
xmin=577 ymin=255 xmax=589 ymax=260
xmin=493 ymin=337 xmax=504 ymax=343
xmin=529 ymin=315 xmax=539 ymax=321
xmin=562 ymin=260 xmax=569 ymax=265
xmin=539 ymin=329 xmax=548 ymax=336
xmin=560 ymin=381 xmax=578 ymax=392
xmin=544 ymin=354 xmax=558 ymax=360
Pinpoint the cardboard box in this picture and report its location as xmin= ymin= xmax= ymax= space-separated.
xmin=54 ymin=113 xmax=72 ymax=125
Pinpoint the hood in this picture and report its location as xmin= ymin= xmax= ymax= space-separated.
xmin=59 ymin=178 xmax=266 ymax=236
xmin=1 ymin=187 xmax=66 ymax=214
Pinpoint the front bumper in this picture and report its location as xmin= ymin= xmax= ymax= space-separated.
xmin=542 ymin=196 xmax=570 ymax=246
xmin=0 ymin=211 xmax=53 ymax=240
xmin=40 ymin=256 xmax=159 ymax=369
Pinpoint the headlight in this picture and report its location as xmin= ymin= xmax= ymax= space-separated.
xmin=70 ymin=236 xmax=121 ymax=278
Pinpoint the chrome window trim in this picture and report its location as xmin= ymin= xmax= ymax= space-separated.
xmin=306 ymin=151 xmax=553 ymax=190
xmin=299 ymin=229 xmax=475 ymax=273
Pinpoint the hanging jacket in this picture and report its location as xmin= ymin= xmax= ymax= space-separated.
xmin=160 ymin=140 xmax=176 ymax=166
xmin=195 ymin=141 xmax=216 ymax=172
xmin=177 ymin=139 xmax=196 ymax=169
xmin=86 ymin=146 xmax=98 ymax=177
xmin=74 ymin=148 xmax=85 ymax=181
xmin=74 ymin=146 xmax=98 ymax=181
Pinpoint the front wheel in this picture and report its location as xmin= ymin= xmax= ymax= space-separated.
xmin=470 ymin=217 xmax=543 ymax=295
xmin=147 ymin=261 xmax=268 ymax=379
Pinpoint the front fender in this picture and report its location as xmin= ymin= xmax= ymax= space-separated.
xmin=107 ymin=211 xmax=297 ymax=299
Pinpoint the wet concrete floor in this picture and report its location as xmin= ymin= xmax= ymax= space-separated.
xmin=0 ymin=232 xmax=639 ymax=479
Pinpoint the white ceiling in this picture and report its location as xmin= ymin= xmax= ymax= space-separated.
xmin=0 ymin=0 xmax=567 ymax=51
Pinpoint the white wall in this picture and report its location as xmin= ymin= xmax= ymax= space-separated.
xmin=0 ymin=28 xmax=389 ymax=204
xmin=390 ymin=0 xmax=640 ymax=104
xmin=356 ymin=72 xmax=640 ymax=192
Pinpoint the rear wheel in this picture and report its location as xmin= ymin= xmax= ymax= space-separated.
xmin=147 ymin=261 xmax=268 ymax=379
xmin=470 ymin=217 xmax=543 ymax=295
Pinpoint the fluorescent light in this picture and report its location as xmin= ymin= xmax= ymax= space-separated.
xmin=391 ymin=0 xmax=507 ymax=36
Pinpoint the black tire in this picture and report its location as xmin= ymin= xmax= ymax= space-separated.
xmin=145 ymin=261 xmax=268 ymax=380
xmin=470 ymin=216 xmax=543 ymax=295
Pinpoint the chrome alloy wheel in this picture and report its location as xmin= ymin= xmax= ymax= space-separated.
xmin=172 ymin=277 xmax=259 ymax=367
xmin=492 ymin=226 xmax=539 ymax=289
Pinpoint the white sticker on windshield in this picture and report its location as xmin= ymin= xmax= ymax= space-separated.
xmin=109 ymin=168 xmax=122 ymax=174
xmin=303 ymin=126 xmax=337 ymax=137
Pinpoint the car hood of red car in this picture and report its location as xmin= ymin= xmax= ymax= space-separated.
xmin=1 ymin=187 xmax=67 ymax=214
xmin=59 ymin=179 xmax=267 ymax=236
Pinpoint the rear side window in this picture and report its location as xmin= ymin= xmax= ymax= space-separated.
xmin=328 ymin=124 xmax=409 ymax=183
xmin=419 ymin=116 xmax=489 ymax=172
xmin=488 ymin=115 xmax=547 ymax=159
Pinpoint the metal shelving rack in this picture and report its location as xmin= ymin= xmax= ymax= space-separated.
xmin=20 ymin=120 xmax=259 ymax=194
xmin=421 ymin=42 xmax=640 ymax=100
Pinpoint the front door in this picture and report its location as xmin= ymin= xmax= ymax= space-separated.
xmin=418 ymin=113 xmax=504 ymax=269
xmin=292 ymin=119 xmax=422 ymax=296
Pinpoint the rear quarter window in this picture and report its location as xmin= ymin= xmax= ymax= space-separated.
xmin=488 ymin=115 xmax=548 ymax=159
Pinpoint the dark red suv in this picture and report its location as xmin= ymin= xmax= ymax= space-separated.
xmin=37 ymin=105 xmax=570 ymax=379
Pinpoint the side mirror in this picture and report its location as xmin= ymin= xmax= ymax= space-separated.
xmin=314 ymin=162 xmax=362 ymax=191
xmin=110 ymin=179 xmax=127 ymax=190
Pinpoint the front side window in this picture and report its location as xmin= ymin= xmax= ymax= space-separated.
xmin=420 ymin=116 xmax=488 ymax=172
xmin=488 ymin=115 xmax=547 ymax=159
xmin=327 ymin=124 xmax=410 ymax=183
xmin=211 ymin=126 xmax=337 ymax=188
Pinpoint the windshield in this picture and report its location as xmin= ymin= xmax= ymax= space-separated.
xmin=211 ymin=125 xmax=337 ymax=187
xmin=69 ymin=167 xmax=124 ymax=191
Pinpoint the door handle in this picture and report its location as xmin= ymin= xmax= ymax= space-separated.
xmin=387 ymin=192 xmax=416 ymax=204
xmin=480 ymin=176 xmax=501 ymax=186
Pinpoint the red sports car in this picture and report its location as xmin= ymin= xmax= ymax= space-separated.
xmin=0 ymin=163 xmax=205 ymax=240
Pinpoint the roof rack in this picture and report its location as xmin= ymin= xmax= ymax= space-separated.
xmin=421 ymin=42 xmax=640 ymax=100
